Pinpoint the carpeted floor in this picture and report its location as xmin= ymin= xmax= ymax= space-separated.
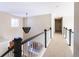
xmin=43 ymin=33 xmax=73 ymax=57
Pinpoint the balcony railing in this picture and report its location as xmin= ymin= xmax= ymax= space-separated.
xmin=63 ymin=27 xmax=74 ymax=46
xmin=0 ymin=27 xmax=52 ymax=57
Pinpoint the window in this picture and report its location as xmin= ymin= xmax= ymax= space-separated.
xmin=11 ymin=18 xmax=19 ymax=27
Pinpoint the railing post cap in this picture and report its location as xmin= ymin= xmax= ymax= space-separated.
xmin=69 ymin=29 xmax=72 ymax=31
xmin=44 ymin=29 xmax=47 ymax=31
xmin=66 ymin=28 xmax=67 ymax=29
xmin=50 ymin=27 xmax=51 ymax=30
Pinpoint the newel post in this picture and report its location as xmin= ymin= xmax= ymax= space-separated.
xmin=44 ymin=29 xmax=47 ymax=48
xmin=69 ymin=29 xmax=72 ymax=46
xmin=14 ymin=37 xmax=22 ymax=57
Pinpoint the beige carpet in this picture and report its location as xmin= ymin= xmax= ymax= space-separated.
xmin=43 ymin=33 xmax=72 ymax=57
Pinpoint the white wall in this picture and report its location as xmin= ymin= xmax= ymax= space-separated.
xmin=0 ymin=12 xmax=23 ymax=56
xmin=51 ymin=15 xmax=55 ymax=38
xmin=74 ymin=2 xmax=79 ymax=57
xmin=24 ymin=14 xmax=51 ymax=39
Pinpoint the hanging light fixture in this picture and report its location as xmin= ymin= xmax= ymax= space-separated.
xmin=22 ymin=12 xmax=31 ymax=33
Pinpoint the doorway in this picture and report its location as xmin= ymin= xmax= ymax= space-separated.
xmin=55 ymin=17 xmax=62 ymax=33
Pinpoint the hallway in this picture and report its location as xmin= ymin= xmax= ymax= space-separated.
xmin=43 ymin=33 xmax=73 ymax=57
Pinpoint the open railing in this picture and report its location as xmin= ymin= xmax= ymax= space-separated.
xmin=63 ymin=27 xmax=74 ymax=46
xmin=0 ymin=27 xmax=52 ymax=57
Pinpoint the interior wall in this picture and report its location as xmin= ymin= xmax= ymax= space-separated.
xmin=74 ymin=2 xmax=79 ymax=57
xmin=24 ymin=14 xmax=51 ymax=39
xmin=51 ymin=15 xmax=55 ymax=38
xmin=0 ymin=12 xmax=23 ymax=55
xmin=63 ymin=16 xmax=74 ymax=31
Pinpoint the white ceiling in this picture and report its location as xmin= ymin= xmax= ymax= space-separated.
xmin=0 ymin=2 xmax=71 ymax=17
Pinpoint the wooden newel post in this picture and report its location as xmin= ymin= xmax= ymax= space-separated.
xmin=44 ymin=29 xmax=47 ymax=48
xmin=14 ymin=37 xmax=22 ymax=57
